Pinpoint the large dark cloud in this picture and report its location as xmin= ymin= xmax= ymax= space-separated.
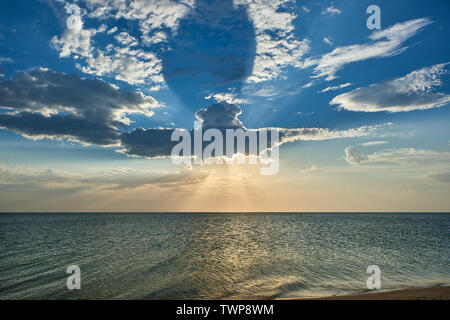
xmin=120 ymin=102 xmax=260 ymax=158
xmin=0 ymin=112 xmax=119 ymax=145
xmin=120 ymin=101 xmax=381 ymax=158
xmin=120 ymin=128 xmax=177 ymax=158
xmin=161 ymin=0 xmax=256 ymax=107
xmin=0 ymin=70 xmax=382 ymax=159
xmin=0 ymin=69 xmax=157 ymax=144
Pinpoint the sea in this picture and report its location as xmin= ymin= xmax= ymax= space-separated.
xmin=0 ymin=212 xmax=448 ymax=299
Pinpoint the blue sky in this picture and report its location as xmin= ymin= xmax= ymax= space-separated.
xmin=0 ymin=0 xmax=449 ymax=212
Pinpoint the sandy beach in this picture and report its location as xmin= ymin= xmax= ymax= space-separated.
xmin=310 ymin=286 xmax=450 ymax=300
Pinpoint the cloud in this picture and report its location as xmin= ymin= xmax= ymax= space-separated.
xmin=345 ymin=147 xmax=450 ymax=166
xmin=114 ymin=32 xmax=139 ymax=47
xmin=85 ymin=0 xmax=192 ymax=31
xmin=0 ymin=165 xmax=209 ymax=192
xmin=52 ymin=0 xmax=310 ymax=88
xmin=278 ymin=125 xmax=383 ymax=146
xmin=205 ymin=93 xmax=249 ymax=105
xmin=360 ymin=141 xmax=388 ymax=147
xmin=0 ymin=57 xmax=14 ymax=64
xmin=97 ymin=24 xmax=107 ymax=33
xmin=195 ymin=102 xmax=244 ymax=129
xmin=120 ymin=128 xmax=178 ymax=158
xmin=51 ymin=21 xmax=98 ymax=58
xmin=0 ymin=68 xmax=387 ymax=160
xmin=51 ymin=2 xmax=165 ymax=86
xmin=107 ymin=26 xmax=118 ymax=35
xmin=142 ymin=31 xmax=167 ymax=45
xmin=345 ymin=146 xmax=368 ymax=164
xmin=428 ymin=172 xmax=450 ymax=183
xmin=0 ymin=163 xmax=215 ymax=211
xmin=303 ymin=18 xmax=432 ymax=80
xmin=323 ymin=37 xmax=333 ymax=46
xmin=301 ymin=6 xmax=310 ymax=13
xmin=160 ymin=0 xmax=257 ymax=105
xmin=120 ymin=101 xmax=386 ymax=158
xmin=79 ymin=46 xmax=164 ymax=86
xmin=51 ymin=3 xmax=97 ymax=58
xmin=240 ymin=0 xmax=310 ymax=83
xmin=331 ymin=63 xmax=450 ymax=112
xmin=119 ymin=101 xmax=246 ymax=158
xmin=300 ymin=165 xmax=318 ymax=174
xmin=0 ymin=69 xmax=158 ymax=144
xmin=367 ymin=148 xmax=450 ymax=165
xmin=320 ymin=82 xmax=351 ymax=93
xmin=322 ymin=6 xmax=341 ymax=16
xmin=0 ymin=112 xmax=120 ymax=145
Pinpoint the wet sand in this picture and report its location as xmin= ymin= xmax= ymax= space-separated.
xmin=311 ymin=286 xmax=450 ymax=300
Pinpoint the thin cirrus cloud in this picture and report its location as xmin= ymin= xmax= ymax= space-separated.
xmin=321 ymin=6 xmax=341 ymax=16
xmin=302 ymin=18 xmax=432 ymax=81
xmin=331 ymin=63 xmax=450 ymax=112
xmin=360 ymin=141 xmax=388 ymax=147
xmin=428 ymin=172 xmax=450 ymax=183
xmin=323 ymin=37 xmax=334 ymax=46
xmin=320 ymin=82 xmax=352 ymax=93
xmin=345 ymin=146 xmax=450 ymax=166
xmin=0 ymin=165 xmax=210 ymax=194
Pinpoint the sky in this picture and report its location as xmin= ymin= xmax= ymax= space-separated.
xmin=0 ymin=0 xmax=449 ymax=212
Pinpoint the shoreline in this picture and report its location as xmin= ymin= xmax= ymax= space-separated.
xmin=301 ymin=285 xmax=450 ymax=300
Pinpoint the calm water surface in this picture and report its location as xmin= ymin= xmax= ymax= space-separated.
xmin=0 ymin=213 xmax=448 ymax=299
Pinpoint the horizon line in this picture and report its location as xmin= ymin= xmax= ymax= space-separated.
xmin=0 ymin=211 xmax=449 ymax=214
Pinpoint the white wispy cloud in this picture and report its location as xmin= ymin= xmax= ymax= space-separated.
xmin=320 ymin=82 xmax=352 ymax=93
xmin=302 ymin=18 xmax=432 ymax=80
xmin=107 ymin=26 xmax=118 ymax=35
xmin=345 ymin=147 xmax=450 ymax=166
xmin=205 ymin=93 xmax=249 ymax=105
xmin=114 ymin=32 xmax=139 ymax=47
xmin=331 ymin=63 xmax=450 ymax=112
xmin=0 ymin=57 xmax=13 ymax=64
xmin=322 ymin=6 xmax=341 ymax=16
xmin=323 ymin=37 xmax=333 ymax=46
xmin=85 ymin=0 xmax=193 ymax=31
xmin=278 ymin=123 xmax=389 ymax=146
xmin=360 ymin=141 xmax=388 ymax=147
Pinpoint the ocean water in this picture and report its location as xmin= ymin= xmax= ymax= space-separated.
xmin=0 ymin=213 xmax=448 ymax=300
